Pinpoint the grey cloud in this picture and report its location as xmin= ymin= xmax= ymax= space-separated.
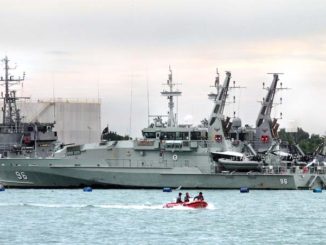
xmin=46 ymin=51 xmax=72 ymax=56
xmin=1 ymin=0 xmax=326 ymax=50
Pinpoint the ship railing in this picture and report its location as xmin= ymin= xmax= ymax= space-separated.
xmin=308 ymin=175 xmax=319 ymax=188
xmin=104 ymin=158 xmax=200 ymax=168
xmin=105 ymin=159 xmax=132 ymax=167
xmin=198 ymin=140 xmax=211 ymax=148
xmin=261 ymin=165 xmax=287 ymax=174
xmin=0 ymin=143 xmax=15 ymax=151
xmin=0 ymin=125 xmax=25 ymax=133
xmin=28 ymin=97 xmax=101 ymax=104
xmin=308 ymin=165 xmax=326 ymax=174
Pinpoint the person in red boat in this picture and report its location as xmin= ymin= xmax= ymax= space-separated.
xmin=193 ymin=192 xmax=204 ymax=201
xmin=184 ymin=192 xmax=191 ymax=202
xmin=176 ymin=192 xmax=183 ymax=203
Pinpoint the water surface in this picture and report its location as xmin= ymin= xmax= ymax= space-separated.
xmin=0 ymin=189 xmax=325 ymax=244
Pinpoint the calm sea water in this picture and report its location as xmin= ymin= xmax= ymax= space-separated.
xmin=0 ymin=189 xmax=325 ymax=245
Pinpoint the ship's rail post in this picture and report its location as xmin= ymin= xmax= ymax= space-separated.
xmin=308 ymin=175 xmax=319 ymax=188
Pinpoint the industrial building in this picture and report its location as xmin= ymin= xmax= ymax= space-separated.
xmin=15 ymin=98 xmax=101 ymax=144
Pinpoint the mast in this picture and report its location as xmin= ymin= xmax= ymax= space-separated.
xmin=254 ymin=73 xmax=288 ymax=152
xmin=207 ymin=71 xmax=232 ymax=152
xmin=160 ymin=67 xmax=181 ymax=127
xmin=213 ymin=71 xmax=231 ymax=115
xmin=208 ymin=68 xmax=220 ymax=102
xmin=0 ymin=57 xmax=26 ymax=132
xmin=256 ymin=73 xmax=280 ymax=128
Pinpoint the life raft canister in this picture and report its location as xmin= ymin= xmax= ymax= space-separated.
xmin=260 ymin=135 xmax=269 ymax=143
xmin=215 ymin=134 xmax=222 ymax=142
xmin=23 ymin=135 xmax=31 ymax=144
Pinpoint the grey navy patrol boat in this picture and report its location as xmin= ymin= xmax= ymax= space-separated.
xmin=0 ymin=64 xmax=325 ymax=189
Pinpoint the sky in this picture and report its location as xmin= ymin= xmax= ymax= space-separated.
xmin=0 ymin=0 xmax=325 ymax=137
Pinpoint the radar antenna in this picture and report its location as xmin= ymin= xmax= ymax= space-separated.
xmin=160 ymin=67 xmax=181 ymax=127
xmin=0 ymin=57 xmax=29 ymax=132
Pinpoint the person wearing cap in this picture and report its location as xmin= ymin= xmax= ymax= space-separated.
xmin=193 ymin=192 xmax=204 ymax=201
xmin=184 ymin=192 xmax=191 ymax=202
xmin=176 ymin=192 xmax=183 ymax=203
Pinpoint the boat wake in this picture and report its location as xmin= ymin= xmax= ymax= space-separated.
xmin=0 ymin=202 xmax=162 ymax=210
xmin=0 ymin=202 xmax=215 ymax=210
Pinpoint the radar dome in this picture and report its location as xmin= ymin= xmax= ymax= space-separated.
xmin=232 ymin=117 xmax=242 ymax=128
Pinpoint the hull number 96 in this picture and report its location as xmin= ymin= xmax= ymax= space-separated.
xmin=280 ymin=178 xmax=288 ymax=185
xmin=15 ymin=171 xmax=28 ymax=180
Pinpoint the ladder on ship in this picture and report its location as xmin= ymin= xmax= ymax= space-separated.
xmin=308 ymin=175 xmax=319 ymax=188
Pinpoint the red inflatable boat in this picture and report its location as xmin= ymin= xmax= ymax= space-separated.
xmin=163 ymin=200 xmax=208 ymax=209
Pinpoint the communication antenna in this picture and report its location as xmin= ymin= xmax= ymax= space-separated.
xmin=129 ymin=75 xmax=133 ymax=137
xmin=208 ymin=68 xmax=220 ymax=101
xmin=256 ymin=73 xmax=289 ymax=131
xmin=228 ymin=80 xmax=246 ymax=118
xmin=52 ymin=73 xmax=56 ymax=123
xmin=161 ymin=66 xmax=181 ymax=127
xmin=97 ymin=80 xmax=101 ymax=134
xmin=146 ymin=72 xmax=150 ymax=126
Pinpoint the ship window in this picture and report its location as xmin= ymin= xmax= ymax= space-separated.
xmin=161 ymin=132 xmax=176 ymax=140
xmin=166 ymin=143 xmax=182 ymax=149
xmin=38 ymin=126 xmax=47 ymax=133
xmin=230 ymin=133 xmax=237 ymax=140
xmin=143 ymin=132 xmax=156 ymax=139
xmin=177 ymin=132 xmax=189 ymax=140
xmin=191 ymin=131 xmax=201 ymax=140
xmin=239 ymin=133 xmax=246 ymax=141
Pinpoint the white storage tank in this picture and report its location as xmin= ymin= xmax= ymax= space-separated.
xmin=17 ymin=98 xmax=101 ymax=144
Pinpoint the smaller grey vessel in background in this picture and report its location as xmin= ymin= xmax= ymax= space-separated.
xmin=0 ymin=57 xmax=57 ymax=166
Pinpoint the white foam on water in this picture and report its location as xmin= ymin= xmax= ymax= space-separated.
xmin=206 ymin=203 xmax=215 ymax=210
xmin=0 ymin=203 xmax=25 ymax=207
xmin=95 ymin=204 xmax=164 ymax=210
xmin=162 ymin=202 xmax=215 ymax=211
xmin=0 ymin=202 xmax=215 ymax=210
xmin=24 ymin=203 xmax=89 ymax=208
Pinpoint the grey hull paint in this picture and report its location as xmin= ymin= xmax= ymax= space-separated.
xmin=0 ymin=163 xmax=321 ymax=189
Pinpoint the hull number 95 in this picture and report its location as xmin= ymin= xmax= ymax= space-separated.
xmin=280 ymin=178 xmax=288 ymax=185
xmin=15 ymin=171 xmax=28 ymax=180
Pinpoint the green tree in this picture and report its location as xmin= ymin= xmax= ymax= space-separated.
xmin=279 ymin=127 xmax=322 ymax=154
xmin=102 ymin=131 xmax=132 ymax=141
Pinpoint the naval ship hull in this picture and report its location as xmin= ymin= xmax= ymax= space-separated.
xmin=0 ymin=158 xmax=323 ymax=189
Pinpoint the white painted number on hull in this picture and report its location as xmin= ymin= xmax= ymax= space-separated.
xmin=280 ymin=178 xmax=288 ymax=185
xmin=15 ymin=172 xmax=28 ymax=180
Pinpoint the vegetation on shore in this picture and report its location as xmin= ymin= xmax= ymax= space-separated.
xmin=101 ymin=126 xmax=132 ymax=141
xmin=278 ymin=128 xmax=324 ymax=154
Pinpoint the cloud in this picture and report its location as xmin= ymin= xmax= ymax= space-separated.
xmin=0 ymin=0 xmax=325 ymax=136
